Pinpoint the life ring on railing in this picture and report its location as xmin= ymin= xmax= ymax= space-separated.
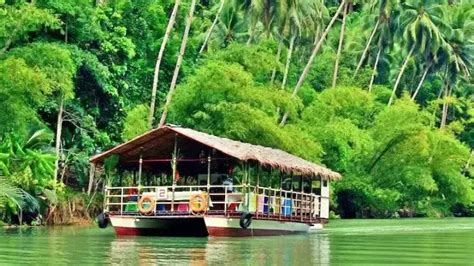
xmin=189 ymin=194 xmax=208 ymax=213
xmin=239 ymin=212 xmax=252 ymax=229
xmin=137 ymin=195 xmax=156 ymax=215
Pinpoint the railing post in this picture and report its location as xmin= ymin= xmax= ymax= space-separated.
xmin=105 ymin=186 xmax=110 ymax=212
xmin=224 ymin=186 xmax=228 ymax=215
xmin=171 ymin=184 xmax=175 ymax=212
xmin=120 ymin=187 xmax=124 ymax=215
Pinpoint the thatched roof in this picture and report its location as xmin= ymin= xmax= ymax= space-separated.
xmin=90 ymin=125 xmax=341 ymax=181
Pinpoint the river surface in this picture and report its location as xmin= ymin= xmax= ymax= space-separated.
xmin=1 ymin=218 xmax=474 ymax=265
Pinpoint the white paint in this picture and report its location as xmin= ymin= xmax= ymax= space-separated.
xmin=320 ymin=180 xmax=330 ymax=219
xmin=110 ymin=216 xmax=167 ymax=229
xmin=308 ymin=223 xmax=323 ymax=233
xmin=204 ymin=216 xmax=311 ymax=233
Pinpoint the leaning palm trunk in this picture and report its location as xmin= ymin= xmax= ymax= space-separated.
xmin=281 ymin=35 xmax=296 ymax=90
xmin=388 ymin=44 xmax=415 ymax=106
xmin=199 ymin=0 xmax=225 ymax=54
xmin=271 ymin=42 xmax=283 ymax=84
xmin=279 ymin=0 xmax=346 ymax=126
xmin=148 ymin=0 xmax=181 ymax=128
xmin=246 ymin=22 xmax=257 ymax=46
xmin=332 ymin=2 xmax=348 ymax=88
xmin=411 ymin=61 xmax=432 ymax=100
xmin=369 ymin=31 xmax=384 ymax=92
xmin=440 ymin=84 xmax=451 ymax=129
xmin=158 ymin=0 xmax=197 ymax=127
xmin=54 ymin=97 xmax=64 ymax=181
xmin=369 ymin=47 xmax=382 ymax=92
xmin=354 ymin=19 xmax=380 ymax=77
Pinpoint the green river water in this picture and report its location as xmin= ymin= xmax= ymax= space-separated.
xmin=1 ymin=218 xmax=474 ymax=265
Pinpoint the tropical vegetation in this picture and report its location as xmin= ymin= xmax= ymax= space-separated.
xmin=0 ymin=0 xmax=472 ymax=224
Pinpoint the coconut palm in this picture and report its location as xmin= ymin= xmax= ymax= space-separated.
xmin=212 ymin=1 xmax=248 ymax=48
xmin=331 ymin=2 xmax=349 ymax=88
xmin=437 ymin=4 xmax=473 ymax=128
xmin=243 ymin=0 xmax=279 ymax=45
xmin=159 ymin=0 xmax=197 ymax=127
xmin=354 ymin=0 xmax=399 ymax=78
xmin=199 ymin=0 xmax=227 ymax=54
xmin=280 ymin=0 xmax=346 ymax=126
xmin=388 ymin=0 xmax=447 ymax=106
xmin=278 ymin=0 xmax=321 ymax=90
xmin=148 ymin=0 xmax=181 ymax=128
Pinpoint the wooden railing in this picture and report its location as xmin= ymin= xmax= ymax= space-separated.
xmin=104 ymin=184 xmax=321 ymax=222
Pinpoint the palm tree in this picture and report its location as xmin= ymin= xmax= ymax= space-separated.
xmin=331 ymin=2 xmax=349 ymax=88
xmin=212 ymin=1 xmax=247 ymax=48
xmin=159 ymin=0 xmax=197 ymax=127
xmin=280 ymin=0 xmax=346 ymax=126
xmin=437 ymin=4 xmax=473 ymax=128
xmin=243 ymin=0 xmax=279 ymax=45
xmin=388 ymin=0 xmax=446 ymax=106
xmin=279 ymin=0 xmax=318 ymax=90
xmin=148 ymin=0 xmax=181 ymax=128
xmin=199 ymin=0 xmax=227 ymax=54
xmin=354 ymin=0 xmax=398 ymax=78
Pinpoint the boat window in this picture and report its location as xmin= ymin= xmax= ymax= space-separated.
xmin=323 ymin=180 xmax=328 ymax=187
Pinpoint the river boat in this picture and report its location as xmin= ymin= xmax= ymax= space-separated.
xmin=91 ymin=125 xmax=341 ymax=237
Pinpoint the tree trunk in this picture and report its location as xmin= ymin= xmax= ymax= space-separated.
xmin=270 ymin=42 xmax=283 ymax=84
xmin=279 ymin=0 xmax=346 ymax=126
xmin=463 ymin=149 xmax=473 ymax=175
xmin=369 ymin=46 xmax=382 ymax=92
xmin=87 ymin=163 xmax=95 ymax=195
xmin=199 ymin=0 xmax=225 ymax=54
xmin=281 ymin=35 xmax=296 ymax=90
xmin=354 ymin=19 xmax=379 ymax=77
xmin=411 ymin=62 xmax=431 ymax=100
xmin=54 ymin=97 xmax=64 ymax=182
xmin=440 ymin=84 xmax=451 ymax=129
xmin=148 ymin=0 xmax=181 ymax=128
xmin=388 ymin=44 xmax=415 ymax=106
xmin=332 ymin=2 xmax=348 ymax=89
xmin=158 ymin=0 xmax=197 ymax=127
xmin=246 ymin=22 xmax=257 ymax=46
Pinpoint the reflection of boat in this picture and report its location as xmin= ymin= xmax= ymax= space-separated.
xmin=204 ymin=234 xmax=330 ymax=265
xmin=91 ymin=125 xmax=341 ymax=237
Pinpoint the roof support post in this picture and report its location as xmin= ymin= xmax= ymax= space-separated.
xmin=206 ymin=153 xmax=211 ymax=210
xmin=138 ymin=154 xmax=143 ymax=186
xmin=256 ymin=164 xmax=260 ymax=218
xmin=279 ymin=171 xmax=283 ymax=221
xmin=171 ymin=134 xmax=178 ymax=212
xmin=300 ymin=176 xmax=304 ymax=222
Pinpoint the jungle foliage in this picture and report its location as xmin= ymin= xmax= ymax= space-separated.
xmin=0 ymin=0 xmax=472 ymax=222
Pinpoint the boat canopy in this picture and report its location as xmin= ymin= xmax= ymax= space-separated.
xmin=90 ymin=125 xmax=341 ymax=181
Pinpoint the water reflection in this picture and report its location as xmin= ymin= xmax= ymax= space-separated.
xmin=108 ymin=233 xmax=330 ymax=265
xmin=3 ymin=219 xmax=474 ymax=265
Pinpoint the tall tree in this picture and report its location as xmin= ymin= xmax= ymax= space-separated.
xmin=159 ymin=0 xmax=197 ymax=127
xmin=331 ymin=2 xmax=348 ymax=88
xmin=199 ymin=0 xmax=226 ymax=54
xmin=280 ymin=0 xmax=346 ymax=126
xmin=148 ymin=0 xmax=181 ymax=128
xmin=388 ymin=0 xmax=446 ymax=105
xmin=438 ymin=3 xmax=473 ymax=127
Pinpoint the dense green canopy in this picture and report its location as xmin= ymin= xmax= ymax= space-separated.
xmin=0 ymin=0 xmax=472 ymax=223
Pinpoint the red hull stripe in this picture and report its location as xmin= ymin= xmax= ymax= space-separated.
xmin=206 ymin=226 xmax=304 ymax=237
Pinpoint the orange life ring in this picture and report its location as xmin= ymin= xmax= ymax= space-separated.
xmin=189 ymin=194 xmax=208 ymax=213
xmin=137 ymin=195 xmax=156 ymax=215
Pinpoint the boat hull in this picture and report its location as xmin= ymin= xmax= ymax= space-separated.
xmin=109 ymin=215 xmax=208 ymax=237
xmin=204 ymin=216 xmax=319 ymax=237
